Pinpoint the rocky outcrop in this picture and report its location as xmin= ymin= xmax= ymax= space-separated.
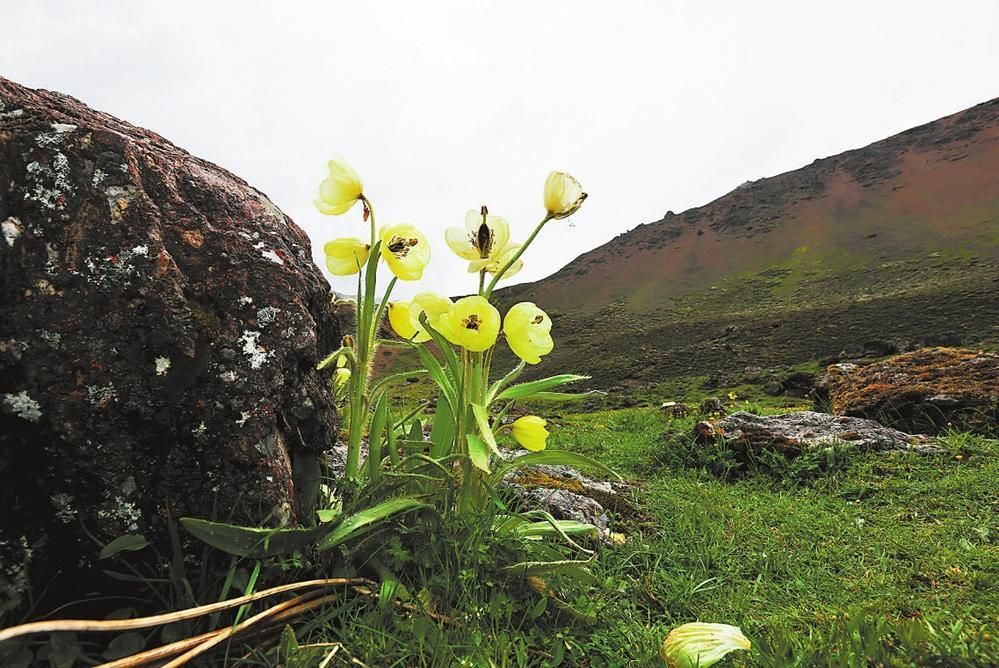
xmin=504 ymin=463 xmax=633 ymax=540
xmin=815 ymin=348 xmax=999 ymax=436
xmin=709 ymin=411 xmax=940 ymax=455
xmin=0 ymin=77 xmax=339 ymax=611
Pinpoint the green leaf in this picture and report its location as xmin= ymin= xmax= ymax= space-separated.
xmin=486 ymin=362 xmax=526 ymax=405
xmin=98 ymin=534 xmax=149 ymax=560
xmin=429 ymin=399 xmax=456 ymax=459
xmin=496 ymin=450 xmax=622 ymax=481
xmin=368 ymin=392 xmax=390 ymax=483
xmin=495 ymin=374 xmax=589 ymax=402
xmin=317 ymin=498 xmax=430 ymax=552
xmin=412 ymin=343 xmax=457 ymax=414
xmin=180 ymin=518 xmax=324 ymax=558
xmin=501 ymin=559 xmax=600 ymax=587
xmin=515 ymin=520 xmax=600 ymax=540
xmin=419 ymin=315 xmax=462 ymax=382
xmin=316 ymin=508 xmax=341 ymax=523
xmin=467 ymin=434 xmax=491 ymax=473
xmin=471 ymin=403 xmax=499 ymax=454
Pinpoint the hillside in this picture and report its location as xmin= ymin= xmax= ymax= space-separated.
xmin=496 ymin=98 xmax=999 ymax=390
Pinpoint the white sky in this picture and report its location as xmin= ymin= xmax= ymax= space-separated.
xmin=3 ymin=1 xmax=997 ymax=299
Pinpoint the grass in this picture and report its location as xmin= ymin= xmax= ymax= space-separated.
xmin=245 ymin=408 xmax=999 ymax=664
xmin=4 ymin=404 xmax=995 ymax=666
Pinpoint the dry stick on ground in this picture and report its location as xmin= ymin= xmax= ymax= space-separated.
xmin=0 ymin=578 xmax=372 ymax=643
xmin=98 ymin=591 xmax=342 ymax=668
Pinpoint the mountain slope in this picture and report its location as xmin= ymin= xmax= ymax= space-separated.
xmin=497 ymin=98 xmax=999 ymax=388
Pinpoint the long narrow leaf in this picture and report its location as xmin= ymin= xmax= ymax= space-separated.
xmin=466 ymin=434 xmax=491 ymax=473
xmin=495 ymin=450 xmax=623 ymax=481
xmin=317 ymin=498 xmax=430 ymax=552
xmin=495 ymin=374 xmax=589 ymax=401
xmin=486 ymin=361 xmax=526 ymax=405
xmin=471 ymin=403 xmax=499 ymax=454
xmin=180 ymin=519 xmax=325 ymax=559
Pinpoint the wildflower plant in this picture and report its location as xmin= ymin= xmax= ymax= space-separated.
xmin=178 ymin=160 xmax=615 ymax=609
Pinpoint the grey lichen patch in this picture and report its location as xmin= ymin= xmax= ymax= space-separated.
xmin=254 ymin=241 xmax=285 ymax=265
xmin=24 ymin=152 xmax=74 ymax=211
xmin=87 ymin=383 xmax=118 ymax=408
xmin=256 ymin=306 xmax=281 ymax=327
xmin=40 ymin=330 xmax=62 ymax=349
xmin=154 ymin=356 xmax=171 ymax=376
xmin=50 ymin=493 xmax=77 ymax=524
xmin=97 ymin=497 xmax=141 ymax=533
xmin=239 ymin=330 xmax=274 ymax=369
xmin=83 ymin=245 xmax=149 ymax=287
xmin=2 ymin=391 xmax=43 ymax=422
xmin=2 ymin=217 xmax=22 ymax=247
xmin=92 ymin=168 xmax=107 ymax=187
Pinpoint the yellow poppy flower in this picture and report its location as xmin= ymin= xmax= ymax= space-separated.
xmin=511 ymin=416 xmax=549 ymax=452
xmin=409 ymin=292 xmax=453 ymax=342
xmin=438 ymin=295 xmax=500 ymax=352
xmin=388 ymin=301 xmax=420 ymax=341
xmin=660 ymin=623 xmax=751 ymax=668
xmin=543 ymin=171 xmax=587 ymax=220
xmin=503 ymin=302 xmax=553 ymax=364
xmin=315 ymin=157 xmax=364 ymax=216
xmin=446 ymin=209 xmax=511 ymax=263
xmin=323 ymin=237 xmax=370 ymax=276
xmin=379 ymin=223 xmax=431 ymax=281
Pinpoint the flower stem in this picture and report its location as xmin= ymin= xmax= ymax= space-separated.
xmin=483 ymin=214 xmax=551 ymax=297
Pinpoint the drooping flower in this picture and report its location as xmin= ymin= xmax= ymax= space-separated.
xmin=503 ymin=302 xmax=554 ymax=364
xmin=543 ymin=171 xmax=587 ymax=220
xmin=438 ymin=295 xmax=500 ymax=352
xmin=333 ymin=367 xmax=351 ymax=391
xmin=660 ymin=623 xmax=751 ymax=668
xmin=315 ymin=157 xmax=364 ymax=216
xmin=388 ymin=301 xmax=419 ymax=341
xmin=511 ymin=415 xmax=549 ymax=452
xmin=409 ymin=292 xmax=453 ymax=342
xmin=379 ymin=223 xmax=431 ymax=281
xmin=323 ymin=237 xmax=370 ymax=275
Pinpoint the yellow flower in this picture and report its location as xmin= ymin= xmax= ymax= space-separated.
xmin=503 ymin=302 xmax=553 ymax=365
xmin=315 ymin=157 xmax=364 ymax=216
xmin=333 ymin=367 xmax=351 ymax=390
xmin=660 ymin=623 xmax=751 ymax=668
xmin=409 ymin=292 xmax=453 ymax=342
xmin=511 ymin=416 xmax=549 ymax=452
xmin=323 ymin=237 xmax=370 ymax=276
xmin=543 ymin=171 xmax=587 ymax=220
xmin=388 ymin=301 xmax=419 ymax=341
xmin=477 ymin=242 xmax=524 ymax=279
xmin=438 ymin=295 xmax=500 ymax=352
xmin=379 ymin=223 xmax=431 ymax=281
xmin=446 ymin=209 xmax=511 ymax=262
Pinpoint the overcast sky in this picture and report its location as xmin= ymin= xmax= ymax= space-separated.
xmin=3 ymin=1 xmax=997 ymax=298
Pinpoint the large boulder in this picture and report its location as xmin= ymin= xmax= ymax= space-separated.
xmin=814 ymin=348 xmax=999 ymax=436
xmin=0 ymin=77 xmax=339 ymax=611
xmin=712 ymin=411 xmax=940 ymax=455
